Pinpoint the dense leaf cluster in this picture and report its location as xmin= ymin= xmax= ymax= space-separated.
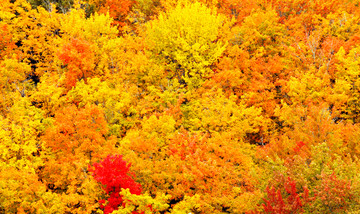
xmin=2 ymin=0 xmax=360 ymax=213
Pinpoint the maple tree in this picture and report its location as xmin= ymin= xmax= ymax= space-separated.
xmin=91 ymin=154 xmax=142 ymax=214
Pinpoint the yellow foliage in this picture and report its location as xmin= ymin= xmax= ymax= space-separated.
xmin=239 ymin=8 xmax=287 ymax=56
xmin=68 ymin=77 xmax=138 ymax=137
xmin=0 ymin=166 xmax=65 ymax=214
xmin=146 ymin=1 xmax=228 ymax=88
xmin=0 ymin=98 xmax=48 ymax=173
xmin=29 ymin=73 xmax=66 ymax=116
xmin=182 ymin=87 xmax=268 ymax=139
xmin=113 ymin=189 xmax=170 ymax=214
xmin=332 ymin=46 xmax=360 ymax=122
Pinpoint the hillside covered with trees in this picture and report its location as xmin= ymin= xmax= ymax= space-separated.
xmin=2 ymin=0 xmax=360 ymax=213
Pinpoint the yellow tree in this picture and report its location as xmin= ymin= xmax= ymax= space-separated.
xmin=331 ymin=46 xmax=360 ymax=123
xmin=67 ymin=77 xmax=139 ymax=138
xmin=29 ymin=73 xmax=66 ymax=117
xmin=0 ymin=98 xmax=65 ymax=213
xmin=1 ymin=0 xmax=64 ymax=78
xmin=0 ymin=56 xmax=34 ymax=116
xmin=146 ymin=1 xmax=228 ymax=89
xmin=181 ymin=87 xmax=269 ymax=141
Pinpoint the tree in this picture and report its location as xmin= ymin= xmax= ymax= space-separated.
xmin=211 ymin=8 xmax=290 ymax=142
xmin=40 ymin=104 xmax=116 ymax=213
xmin=181 ymin=87 xmax=269 ymax=142
xmin=58 ymin=38 xmax=96 ymax=89
xmin=91 ymin=154 xmax=142 ymax=214
xmin=263 ymin=177 xmax=309 ymax=214
xmin=88 ymin=0 xmax=135 ymax=29
xmin=0 ymin=56 xmax=33 ymax=114
xmin=67 ymin=77 xmax=139 ymax=138
xmin=331 ymin=46 xmax=360 ymax=123
xmin=0 ymin=23 xmax=15 ymax=60
xmin=117 ymin=112 xmax=264 ymax=213
xmin=146 ymin=1 xmax=228 ymax=88
xmin=258 ymin=142 xmax=360 ymax=213
xmin=0 ymin=98 xmax=63 ymax=213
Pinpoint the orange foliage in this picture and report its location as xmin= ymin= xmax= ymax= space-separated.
xmin=58 ymin=38 xmax=96 ymax=89
xmin=91 ymin=0 xmax=135 ymax=28
xmin=3 ymin=0 xmax=360 ymax=213
xmin=0 ymin=24 xmax=15 ymax=59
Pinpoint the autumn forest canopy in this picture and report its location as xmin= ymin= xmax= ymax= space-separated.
xmin=2 ymin=0 xmax=360 ymax=213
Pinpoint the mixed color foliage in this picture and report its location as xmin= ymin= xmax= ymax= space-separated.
xmin=2 ymin=0 xmax=360 ymax=213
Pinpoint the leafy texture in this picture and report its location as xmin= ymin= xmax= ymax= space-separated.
xmin=2 ymin=0 xmax=360 ymax=213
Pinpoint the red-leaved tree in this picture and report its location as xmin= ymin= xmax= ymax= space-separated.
xmin=263 ymin=177 xmax=309 ymax=214
xmin=92 ymin=155 xmax=142 ymax=214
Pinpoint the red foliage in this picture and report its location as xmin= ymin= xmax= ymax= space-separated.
xmin=312 ymin=172 xmax=352 ymax=212
xmin=292 ymin=141 xmax=311 ymax=158
xmin=92 ymin=155 xmax=142 ymax=214
xmin=263 ymin=177 xmax=309 ymax=214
